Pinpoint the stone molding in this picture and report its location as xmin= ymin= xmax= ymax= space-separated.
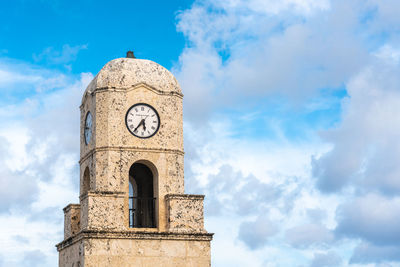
xmin=93 ymin=83 xmax=184 ymax=97
xmin=79 ymin=146 xmax=184 ymax=164
xmin=79 ymin=191 xmax=126 ymax=201
xmin=56 ymin=230 xmax=214 ymax=251
xmin=165 ymin=194 xmax=205 ymax=201
xmin=63 ymin=203 xmax=81 ymax=212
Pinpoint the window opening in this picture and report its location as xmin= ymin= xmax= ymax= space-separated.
xmin=129 ymin=163 xmax=156 ymax=228
xmin=82 ymin=167 xmax=90 ymax=195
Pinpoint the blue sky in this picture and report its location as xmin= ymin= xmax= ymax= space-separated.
xmin=0 ymin=0 xmax=191 ymax=72
xmin=1 ymin=0 xmax=400 ymax=266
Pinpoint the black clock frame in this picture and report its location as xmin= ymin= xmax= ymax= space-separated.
xmin=125 ymin=103 xmax=161 ymax=139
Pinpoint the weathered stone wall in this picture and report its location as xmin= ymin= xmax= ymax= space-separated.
xmin=63 ymin=204 xmax=81 ymax=239
xmin=166 ymin=194 xmax=205 ymax=233
xmin=90 ymin=86 xmax=183 ymax=151
xmin=83 ymin=238 xmax=210 ymax=267
xmin=80 ymin=192 xmax=126 ymax=231
xmin=80 ymin=83 xmax=183 ymax=158
xmin=80 ymin=86 xmax=96 ymax=165
xmin=57 ymin=232 xmax=213 ymax=267
xmin=58 ymin=241 xmax=83 ymax=267
xmin=86 ymin=58 xmax=181 ymax=95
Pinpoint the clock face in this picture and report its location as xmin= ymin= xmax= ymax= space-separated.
xmin=125 ymin=103 xmax=160 ymax=138
xmin=84 ymin=111 xmax=92 ymax=145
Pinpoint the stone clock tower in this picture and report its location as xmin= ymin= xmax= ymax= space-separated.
xmin=56 ymin=53 xmax=213 ymax=267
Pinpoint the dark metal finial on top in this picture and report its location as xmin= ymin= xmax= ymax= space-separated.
xmin=126 ymin=51 xmax=135 ymax=58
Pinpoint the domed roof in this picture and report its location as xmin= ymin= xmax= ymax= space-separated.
xmin=82 ymin=58 xmax=181 ymax=102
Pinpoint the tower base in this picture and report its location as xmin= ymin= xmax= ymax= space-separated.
xmin=57 ymin=231 xmax=213 ymax=267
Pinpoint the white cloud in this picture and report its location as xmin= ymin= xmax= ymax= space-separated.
xmin=285 ymin=223 xmax=334 ymax=248
xmin=350 ymin=242 xmax=400 ymax=264
xmin=374 ymin=45 xmax=400 ymax=64
xmin=363 ymin=0 xmax=400 ymax=33
xmin=238 ymin=215 xmax=279 ymax=249
xmin=33 ymin=44 xmax=88 ymax=65
xmin=0 ymin=58 xmax=91 ymax=266
xmin=176 ymin=0 xmax=400 ymax=265
xmin=310 ymin=251 xmax=342 ymax=267
xmin=183 ymin=118 xmax=341 ymax=265
xmin=335 ymin=193 xmax=400 ymax=245
xmin=313 ymin=49 xmax=400 ymax=194
xmin=0 ymin=214 xmax=60 ymax=266
xmin=174 ymin=0 xmax=370 ymax=125
xmin=1 ymin=0 xmax=400 ymax=266
xmin=0 ymin=69 xmax=41 ymax=86
xmin=209 ymin=0 xmax=331 ymax=16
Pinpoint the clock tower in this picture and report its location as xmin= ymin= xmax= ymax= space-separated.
xmin=56 ymin=53 xmax=213 ymax=266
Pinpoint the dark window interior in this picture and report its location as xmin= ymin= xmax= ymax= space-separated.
xmin=129 ymin=163 xmax=156 ymax=228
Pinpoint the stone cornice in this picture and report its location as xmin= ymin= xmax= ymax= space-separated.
xmin=56 ymin=230 xmax=214 ymax=251
xmin=165 ymin=194 xmax=205 ymax=200
xmin=79 ymin=146 xmax=184 ymax=163
xmin=79 ymin=191 xmax=126 ymax=201
xmin=94 ymin=83 xmax=184 ymax=97
xmin=62 ymin=203 xmax=80 ymax=212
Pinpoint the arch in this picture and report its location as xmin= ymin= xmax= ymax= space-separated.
xmin=129 ymin=161 xmax=157 ymax=228
xmin=81 ymin=167 xmax=90 ymax=196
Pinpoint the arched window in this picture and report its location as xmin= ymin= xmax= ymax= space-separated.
xmin=129 ymin=163 xmax=156 ymax=228
xmin=81 ymin=167 xmax=90 ymax=196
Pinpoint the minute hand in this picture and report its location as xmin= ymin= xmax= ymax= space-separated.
xmin=133 ymin=119 xmax=145 ymax=132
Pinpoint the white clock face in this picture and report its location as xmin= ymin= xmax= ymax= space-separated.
xmin=125 ymin=103 xmax=160 ymax=138
xmin=84 ymin=112 xmax=92 ymax=145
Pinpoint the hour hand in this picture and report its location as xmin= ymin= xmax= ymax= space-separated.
xmin=133 ymin=119 xmax=144 ymax=132
xmin=142 ymin=120 xmax=146 ymax=131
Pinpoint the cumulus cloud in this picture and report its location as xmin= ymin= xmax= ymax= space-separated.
xmin=0 ymin=167 xmax=39 ymax=212
xmin=21 ymin=250 xmax=48 ymax=267
xmin=175 ymin=0 xmax=400 ymax=265
xmin=0 ymin=68 xmax=91 ymax=213
xmin=363 ymin=0 xmax=400 ymax=34
xmin=33 ymin=44 xmax=88 ymax=65
xmin=0 ymin=0 xmax=398 ymax=266
xmin=312 ymin=54 xmax=400 ymax=194
xmin=190 ymin=164 xmax=281 ymax=217
xmin=306 ymin=208 xmax=327 ymax=223
xmin=0 ymin=58 xmax=91 ymax=266
xmin=310 ymin=251 xmax=341 ymax=267
xmin=308 ymin=27 xmax=400 ymax=265
xmin=285 ymin=223 xmax=334 ymax=248
xmin=0 ymin=59 xmax=70 ymax=96
xmin=335 ymin=194 xmax=400 ymax=246
xmin=350 ymin=242 xmax=400 ymax=264
xmin=174 ymin=0 xmax=376 ymax=125
xmin=238 ymin=215 xmax=279 ymax=250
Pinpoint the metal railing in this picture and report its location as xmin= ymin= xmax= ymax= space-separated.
xmin=129 ymin=197 xmax=156 ymax=228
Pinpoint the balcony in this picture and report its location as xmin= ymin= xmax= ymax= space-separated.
xmin=129 ymin=197 xmax=156 ymax=228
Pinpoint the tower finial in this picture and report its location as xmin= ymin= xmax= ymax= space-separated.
xmin=126 ymin=50 xmax=135 ymax=58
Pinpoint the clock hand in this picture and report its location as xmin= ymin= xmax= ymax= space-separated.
xmin=143 ymin=119 xmax=146 ymax=131
xmin=133 ymin=119 xmax=144 ymax=132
